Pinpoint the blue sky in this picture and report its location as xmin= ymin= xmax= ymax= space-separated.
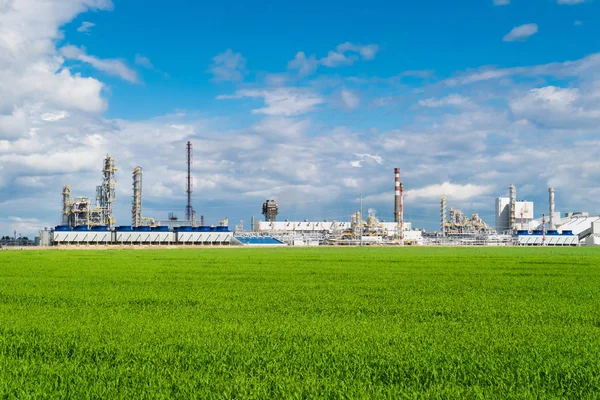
xmin=1 ymin=0 xmax=599 ymax=235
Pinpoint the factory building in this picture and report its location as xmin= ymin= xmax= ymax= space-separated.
xmin=242 ymin=169 xmax=423 ymax=246
xmin=441 ymin=197 xmax=495 ymax=236
xmin=495 ymin=198 xmax=535 ymax=233
xmin=494 ymin=184 xmax=536 ymax=234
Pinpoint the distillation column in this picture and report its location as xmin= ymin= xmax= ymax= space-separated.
xmin=441 ymin=197 xmax=447 ymax=236
xmin=509 ymin=184 xmax=516 ymax=233
xmin=62 ymin=186 xmax=71 ymax=226
xmin=99 ymin=155 xmax=117 ymax=228
xmin=549 ymin=188 xmax=555 ymax=230
xmin=132 ymin=167 xmax=142 ymax=227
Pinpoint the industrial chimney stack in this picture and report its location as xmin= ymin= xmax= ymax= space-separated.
xmin=394 ymin=168 xmax=400 ymax=223
xmin=549 ymin=188 xmax=555 ymax=230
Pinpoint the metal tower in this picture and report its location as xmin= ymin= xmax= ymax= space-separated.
xmin=509 ymin=184 xmax=516 ymax=233
xmin=262 ymin=199 xmax=278 ymax=222
xmin=97 ymin=155 xmax=117 ymax=228
xmin=132 ymin=166 xmax=142 ymax=227
xmin=186 ymin=141 xmax=193 ymax=221
xmin=62 ymin=185 xmax=71 ymax=225
xmin=441 ymin=197 xmax=447 ymax=236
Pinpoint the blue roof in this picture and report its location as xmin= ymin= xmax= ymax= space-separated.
xmin=235 ymin=236 xmax=286 ymax=245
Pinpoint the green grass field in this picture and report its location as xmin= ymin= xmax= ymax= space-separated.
xmin=1 ymin=247 xmax=600 ymax=399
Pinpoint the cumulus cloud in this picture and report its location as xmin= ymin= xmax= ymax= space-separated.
xmin=503 ymin=23 xmax=538 ymax=42
xmin=208 ymin=49 xmax=246 ymax=82
xmin=61 ymin=45 xmax=139 ymax=83
xmin=558 ymin=0 xmax=584 ymax=4
xmin=510 ymin=86 xmax=600 ymax=128
xmin=351 ymin=153 xmax=383 ymax=168
xmin=41 ymin=111 xmax=69 ymax=121
xmin=288 ymin=42 xmax=379 ymax=77
xmin=493 ymin=0 xmax=510 ymax=5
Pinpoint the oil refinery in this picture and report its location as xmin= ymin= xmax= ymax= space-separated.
xmin=31 ymin=141 xmax=600 ymax=248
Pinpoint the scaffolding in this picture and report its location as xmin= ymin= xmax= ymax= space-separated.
xmin=96 ymin=155 xmax=117 ymax=228
xmin=441 ymin=199 xmax=495 ymax=235
xmin=61 ymin=154 xmax=117 ymax=229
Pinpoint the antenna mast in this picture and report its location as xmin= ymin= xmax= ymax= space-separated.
xmin=186 ymin=141 xmax=193 ymax=221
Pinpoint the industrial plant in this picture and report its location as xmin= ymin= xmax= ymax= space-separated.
xmin=28 ymin=141 xmax=600 ymax=248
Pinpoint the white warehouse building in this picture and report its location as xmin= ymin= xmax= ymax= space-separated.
xmin=253 ymin=220 xmax=412 ymax=235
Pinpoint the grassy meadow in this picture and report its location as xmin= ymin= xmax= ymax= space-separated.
xmin=1 ymin=247 xmax=600 ymax=398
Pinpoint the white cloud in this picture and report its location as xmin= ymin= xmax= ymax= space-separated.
xmin=135 ymin=53 xmax=153 ymax=69
xmin=510 ymin=86 xmax=600 ymax=127
xmin=336 ymin=42 xmax=379 ymax=60
xmin=558 ymin=0 xmax=584 ymax=4
xmin=0 ymin=2 xmax=110 ymax=115
xmin=252 ymin=117 xmax=310 ymax=138
xmin=503 ymin=23 xmax=538 ymax=42
xmin=287 ymin=52 xmax=318 ymax=77
xmin=444 ymin=52 xmax=600 ymax=87
xmin=320 ymin=50 xmax=357 ymax=68
xmin=41 ymin=111 xmax=69 ymax=121
xmin=351 ymin=153 xmax=383 ymax=168
xmin=419 ymin=94 xmax=474 ymax=108
xmin=288 ymin=42 xmax=379 ymax=77
xmin=493 ymin=0 xmax=510 ymax=5
xmin=0 ymin=0 xmax=14 ymax=12
xmin=77 ymin=21 xmax=95 ymax=33
xmin=574 ymin=20 xmax=583 ymax=26
xmin=218 ymin=88 xmax=323 ymax=116
xmin=339 ymin=89 xmax=360 ymax=110
xmin=209 ymin=49 xmax=246 ymax=82
xmin=60 ymin=45 xmax=139 ymax=83
xmin=406 ymin=182 xmax=494 ymax=201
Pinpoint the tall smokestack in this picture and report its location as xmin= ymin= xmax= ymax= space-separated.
xmin=394 ymin=168 xmax=400 ymax=223
xmin=186 ymin=141 xmax=193 ymax=221
xmin=549 ymin=188 xmax=555 ymax=230
xmin=509 ymin=184 xmax=516 ymax=233
xmin=399 ymin=182 xmax=405 ymax=242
